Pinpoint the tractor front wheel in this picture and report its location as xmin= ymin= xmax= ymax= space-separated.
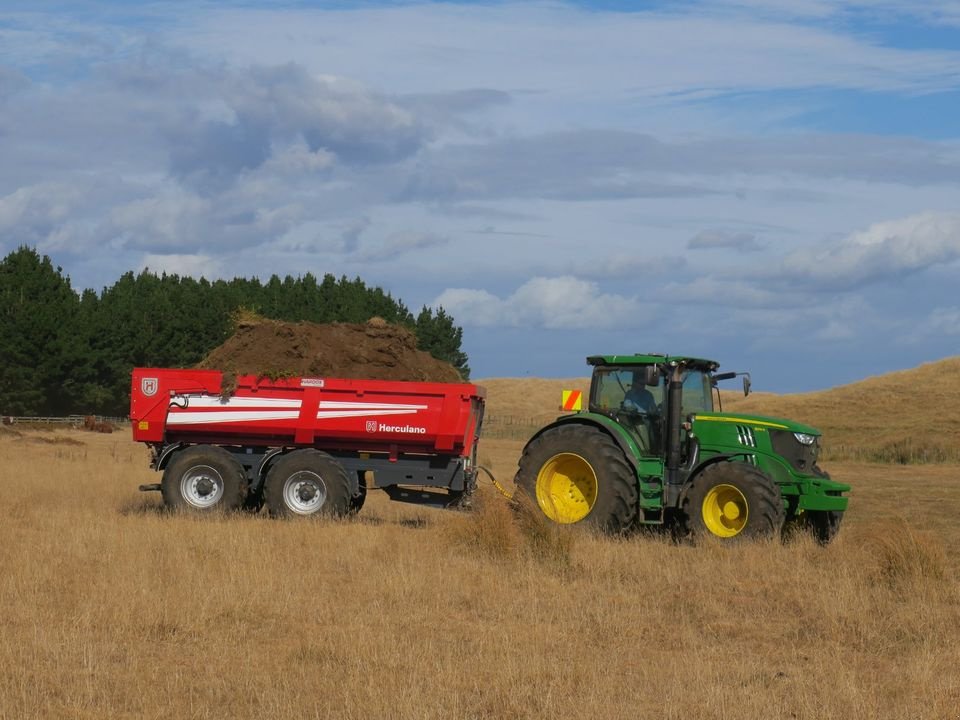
xmin=515 ymin=424 xmax=638 ymax=532
xmin=806 ymin=510 xmax=843 ymax=545
xmin=684 ymin=462 xmax=785 ymax=540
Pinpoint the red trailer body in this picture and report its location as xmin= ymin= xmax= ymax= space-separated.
xmin=130 ymin=368 xmax=486 ymax=516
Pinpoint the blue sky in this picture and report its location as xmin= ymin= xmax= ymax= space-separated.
xmin=1 ymin=1 xmax=959 ymax=390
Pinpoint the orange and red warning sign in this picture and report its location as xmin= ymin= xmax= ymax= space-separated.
xmin=561 ymin=390 xmax=582 ymax=412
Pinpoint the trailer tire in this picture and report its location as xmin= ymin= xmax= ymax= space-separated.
xmin=515 ymin=424 xmax=638 ymax=532
xmin=264 ymin=450 xmax=351 ymax=519
xmin=683 ymin=462 xmax=785 ymax=540
xmin=161 ymin=445 xmax=247 ymax=513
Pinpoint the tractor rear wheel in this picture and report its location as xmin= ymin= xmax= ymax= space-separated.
xmin=264 ymin=449 xmax=351 ymax=519
xmin=515 ymin=424 xmax=638 ymax=532
xmin=161 ymin=445 xmax=247 ymax=514
xmin=684 ymin=462 xmax=785 ymax=540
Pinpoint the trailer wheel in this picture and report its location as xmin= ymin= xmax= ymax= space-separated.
xmin=515 ymin=424 xmax=638 ymax=532
xmin=683 ymin=462 xmax=785 ymax=540
xmin=161 ymin=445 xmax=247 ymax=513
xmin=264 ymin=450 xmax=351 ymax=519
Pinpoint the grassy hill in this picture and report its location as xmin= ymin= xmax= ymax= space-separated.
xmin=479 ymin=356 xmax=960 ymax=462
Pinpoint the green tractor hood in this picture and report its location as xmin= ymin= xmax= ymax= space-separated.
xmin=693 ymin=412 xmax=820 ymax=437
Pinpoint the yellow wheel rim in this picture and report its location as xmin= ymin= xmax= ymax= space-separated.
xmin=701 ymin=484 xmax=748 ymax=537
xmin=535 ymin=452 xmax=598 ymax=523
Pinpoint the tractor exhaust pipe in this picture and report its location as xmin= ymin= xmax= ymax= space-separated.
xmin=665 ymin=363 xmax=683 ymax=484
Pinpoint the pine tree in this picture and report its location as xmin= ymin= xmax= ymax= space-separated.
xmin=0 ymin=247 xmax=80 ymax=415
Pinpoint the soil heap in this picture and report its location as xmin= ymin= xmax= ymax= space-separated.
xmin=197 ymin=317 xmax=463 ymax=384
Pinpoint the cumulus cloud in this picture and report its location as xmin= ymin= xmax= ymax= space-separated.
xmin=434 ymin=276 xmax=641 ymax=329
xmin=688 ymin=229 xmax=762 ymax=251
xmin=105 ymin=185 xmax=305 ymax=253
xmin=780 ymin=212 xmax=960 ymax=289
xmin=161 ymin=63 xmax=428 ymax=193
xmin=0 ymin=183 xmax=86 ymax=248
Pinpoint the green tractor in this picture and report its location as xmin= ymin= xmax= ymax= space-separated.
xmin=515 ymin=354 xmax=849 ymax=542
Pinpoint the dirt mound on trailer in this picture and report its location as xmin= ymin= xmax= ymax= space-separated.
xmin=197 ymin=317 xmax=463 ymax=383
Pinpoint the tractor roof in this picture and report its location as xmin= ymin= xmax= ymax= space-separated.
xmin=587 ymin=354 xmax=720 ymax=371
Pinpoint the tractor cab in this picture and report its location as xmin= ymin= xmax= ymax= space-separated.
xmin=586 ymin=354 xmax=718 ymax=459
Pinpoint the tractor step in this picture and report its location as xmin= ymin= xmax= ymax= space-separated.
xmin=138 ymin=483 xmax=162 ymax=492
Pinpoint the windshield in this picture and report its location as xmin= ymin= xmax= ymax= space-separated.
xmin=591 ymin=367 xmax=664 ymax=414
xmin=682 ymin=370 xmax=714 ymax=416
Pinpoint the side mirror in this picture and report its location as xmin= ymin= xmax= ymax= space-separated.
xmin=644 ymin=365 xmax=659 ymax=386
xmin=743 ymin=374 xmax=752 ymax=396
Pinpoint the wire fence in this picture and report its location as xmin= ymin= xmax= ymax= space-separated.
xmin=1 ymin=415 xmax=129 ymax=428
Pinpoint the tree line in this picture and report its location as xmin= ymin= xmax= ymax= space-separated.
xmin=0 ymin=246 xmax=469 ymax=417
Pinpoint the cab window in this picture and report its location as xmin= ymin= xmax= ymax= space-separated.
xmin=681 ymin=370 xmax=714 ymax=417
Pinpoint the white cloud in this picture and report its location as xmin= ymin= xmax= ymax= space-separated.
xmin=140 ymin=253 xmax=222 ymax=279
xmin=108 ymin=190 xmax=213 ymax=251
xmin=434 ymin=276 xmax=640 ymax=329
xmin=781 ymin=211 xmax=960 ymax=288
xmin=0 ymin=183 xmax=86 ymax=248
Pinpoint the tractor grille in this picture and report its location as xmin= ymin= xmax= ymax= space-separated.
xmin=770 ymin=430 xmax=819 ymax=474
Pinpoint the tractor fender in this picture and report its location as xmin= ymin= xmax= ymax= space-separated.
xmin=522 ymin=414 xmax=645 ymax=470
xmin=677 ymin=453 xmax=752 ymax=506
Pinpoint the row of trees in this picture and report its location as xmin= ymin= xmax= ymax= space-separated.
xmin=0 ymin=247 xmax=469 ymax=417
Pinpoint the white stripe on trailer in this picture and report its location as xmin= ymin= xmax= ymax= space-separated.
xmin=318 ymin=401 xmax=427 ymax=411
xmin=173 ymin=395 xmax=303 ymax=409
xmin=316 ymin=409 xmax=422 ymax=420
xmin=167 ymin=411 xmax=301 ymax=424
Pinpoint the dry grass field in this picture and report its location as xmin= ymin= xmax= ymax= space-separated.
xmin=2 ymin=424 xmax=959 ymax=719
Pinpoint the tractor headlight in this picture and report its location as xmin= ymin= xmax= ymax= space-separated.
xmin=793 ymin=432 xmax=817 ymax=446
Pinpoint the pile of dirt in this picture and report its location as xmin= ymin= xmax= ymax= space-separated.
xmin=197 ymin=317 xmax=463 ymax=384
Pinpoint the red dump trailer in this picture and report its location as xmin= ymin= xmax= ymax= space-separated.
xmin=130 ymin=368 xmax=485 ymax=517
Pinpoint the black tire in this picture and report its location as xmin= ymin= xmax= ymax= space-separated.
xmin=683 ymin=462 xmax=785 ymax=540
xmin=806 ymin=510 xmax=843 ymax=545
xmin=161 ymin=445 xmax=248 ymax=514
xmin=515 ymin=424 xmax=638 ymax=532
xmin=264 ymin=449 xmax=351 ymax=519
xmin=803 ymin=468 xmax=843 ymax=545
